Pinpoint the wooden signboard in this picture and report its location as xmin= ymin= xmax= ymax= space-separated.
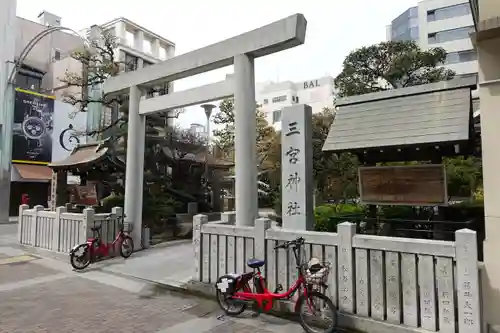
xmin=358 ymin=164 xmax=447 ymax=206
xmin=68 ymin=183 xmax=98 ymax=206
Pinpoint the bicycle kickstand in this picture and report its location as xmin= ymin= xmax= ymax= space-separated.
xmin=251 ymin=302 xmax=262 ymax=317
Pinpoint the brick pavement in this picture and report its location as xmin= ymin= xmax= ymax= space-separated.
xmin=0 ymin=258 xmax=54 ymax=285
xmin=0 ymin=276 xmax=198 ymax=333
xmin=0 ymin=257 xmax=304 ymax=333
xmin=0 ymin=223 xmax=304 ymax=333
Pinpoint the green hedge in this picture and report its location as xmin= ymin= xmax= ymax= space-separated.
xmin=314 ymin=204 xmax=366 ymax=232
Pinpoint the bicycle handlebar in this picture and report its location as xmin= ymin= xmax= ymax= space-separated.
xmin=274 ymin=237 xmax=305 ymax=250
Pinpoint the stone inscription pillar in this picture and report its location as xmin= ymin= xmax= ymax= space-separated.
xmin=280 ymin=104 xmax=314 ymax=230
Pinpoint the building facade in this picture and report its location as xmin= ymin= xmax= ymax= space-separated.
xmin=386 ymin=0 xmax=477 ymax=76
xmin=1 ymin=9 xmax=175 ymax=218
xmin=255 ymin=75 xmax=335 ymax=130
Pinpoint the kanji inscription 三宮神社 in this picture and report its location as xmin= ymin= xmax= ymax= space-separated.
xmin=280 ymin=104 xmax=314 ymax=230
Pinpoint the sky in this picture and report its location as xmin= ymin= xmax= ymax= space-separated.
xmin=17 ymin=0 xmax=418 ymax=130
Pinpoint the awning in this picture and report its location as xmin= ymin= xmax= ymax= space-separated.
xmin=12 ymin=164 xmax=52 ymax=181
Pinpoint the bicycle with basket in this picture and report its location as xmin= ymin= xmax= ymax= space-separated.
xmin=215 ymin=236 xmax=337 ymax=333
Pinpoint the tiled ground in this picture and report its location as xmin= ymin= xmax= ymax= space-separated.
xmin=0 ymin=223 xmax=305 ymax=333
xmin=0 ymin=256 xmax=54 ymax=285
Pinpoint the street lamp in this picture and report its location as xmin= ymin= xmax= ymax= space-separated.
xmin=200 ymin=104 xmax=216 ymax=203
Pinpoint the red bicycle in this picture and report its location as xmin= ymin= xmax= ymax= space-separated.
xmin=215 ymin=237 xmax=337 ymax=333
xmin=69 ymin=216 xmax=134 ymax=270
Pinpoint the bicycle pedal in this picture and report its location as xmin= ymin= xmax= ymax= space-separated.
xmin=274 ymin=284 xmax=283 ymax=293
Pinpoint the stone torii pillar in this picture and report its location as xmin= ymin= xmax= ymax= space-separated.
xmin=234 ymin=54 xmax=258 ymax=226
xmin=123 ymin=86 xmax=145 ymax=247
xmin=104 ymin=14 xmax=307 ymax=243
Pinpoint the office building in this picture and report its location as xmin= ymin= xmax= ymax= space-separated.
xmin=386 ymin=0 xmax=477 ymax=77
xmin=255 ymin=75 xmax=335 ymax=130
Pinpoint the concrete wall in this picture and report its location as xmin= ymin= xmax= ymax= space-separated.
xmin=476 ymin=32 xmax=500 ymax=331
xmin=42 ymin=56 xmax=83 ymax=98
xmin=478 ymin=0 xmax=500 ymax=20
xmin=15 ymin=17 xmax=84 ymax=72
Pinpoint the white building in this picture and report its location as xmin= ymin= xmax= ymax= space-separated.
xmin=2 ymin=10 xmax=176 ymax=216
xmin=256 ymin=75 xmax=335 ymax=130
xmin=386 ymin=0 xmax=477 ymax=77
xmin=188 ymin=123 xmax=208 ymax=139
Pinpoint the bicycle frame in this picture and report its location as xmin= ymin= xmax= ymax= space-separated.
xmin=231 ymin=272 xmax=308 ymax=312
xmin=230 ymin=244 xmax=309 ymax=313
xmin=87 ymin=228 xmax=125 ymax=259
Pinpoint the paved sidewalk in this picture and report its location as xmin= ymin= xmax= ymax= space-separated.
xmin=0 ymin=224 xmax=305 ymax=333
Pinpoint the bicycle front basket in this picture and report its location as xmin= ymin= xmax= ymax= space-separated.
xmin=305 ymin=259 xmax=330 ymax=285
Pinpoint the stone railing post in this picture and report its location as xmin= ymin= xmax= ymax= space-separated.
xmin=193 ymin=214 xmax=208 ymax=281
xmin=254 ymin=217 xmax=271 ymax=262
xmin=110 ymin=207 xmax=123 ymax=253
xmin=17 ymin=204 xmax=29 ymax=243
xmin=337 ymin=222 xmax=356 ymax=313
xmin=455 ymin=229 xmax=481 ymax=333
xmin=187 ymin=202 xmax=198 ymax=215
xmin=30 ymin=205 xmax=44 ymax=247
xmin=82 ymin=207 xmax=95 ymax=244
xmin=221 ymin=211 xmax=236 ymax=225
xmin=52 ymin=206 xmax=66 ymax=251
xmin=112 ymin=206 xmax=123 ymax=234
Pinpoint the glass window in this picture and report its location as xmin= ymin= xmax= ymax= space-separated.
xmin=125 ymin=30 xmax=135 ymax=48
xmin=143 ymin=39 xmax=152 ymax=54
xmin=16 ymin=73 xmax=41 ymax=91
xmin=272 ymin=95 xmax=287 ymax=103
xmin=428 ymin=26 xmax=474 ymax=44
xmin=159 ymin=47 xmax=167 ymax=60
xmin=427 ymin=3 xmax=471 ymax=22
xmin=410 ymin=27 xmax=419 ymax=40
xmin=272 ymin=110 xmax=281 ymax=123
xmin=124 ymin=53 xmax=138 ymax=72
xmin=54 ymin=49 xmax=61 ymax=61
xmin=446 ymin=49 xmax=477 ymax=64
xmin=408 ymin=6 xmax=418 ymax=18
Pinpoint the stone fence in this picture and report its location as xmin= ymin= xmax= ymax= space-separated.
xmin=17 ymin=205 xmax=123 ymax=253
xmin=193 ymin=215 xmax=483 ymax=333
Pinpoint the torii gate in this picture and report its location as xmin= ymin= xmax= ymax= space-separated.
xmin=103 ymin=14 xmax=307 ymax=247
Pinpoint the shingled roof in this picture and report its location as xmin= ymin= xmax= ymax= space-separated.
xmin=323 ymin=77 xmax=477 ymax=154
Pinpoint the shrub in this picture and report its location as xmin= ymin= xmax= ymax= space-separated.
xmin=314 ymin=203 xmax=365 ymax=232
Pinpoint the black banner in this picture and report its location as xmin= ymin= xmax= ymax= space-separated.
xmin=12 ymin=88 xmax=55 ymax=164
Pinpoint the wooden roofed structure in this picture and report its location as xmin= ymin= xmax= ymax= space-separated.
xmin=322 ymin=76 xmax=478 ymax=164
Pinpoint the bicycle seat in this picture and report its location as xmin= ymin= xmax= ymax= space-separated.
xmin=90 ymin=225 xmax=101 ymax=232
xmin=247 ymin=258 xmax=265 ymax=269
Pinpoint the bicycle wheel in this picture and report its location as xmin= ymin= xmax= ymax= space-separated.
xmin=216 ymin=288 xmax=246 ymax=316
xmin=119 ymin=235 xmax=134 ymax=258
xmin=70 ymin=244 xmax=91 ymax=270
xmin=297 ymin=291 xmax=337 ymax=333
